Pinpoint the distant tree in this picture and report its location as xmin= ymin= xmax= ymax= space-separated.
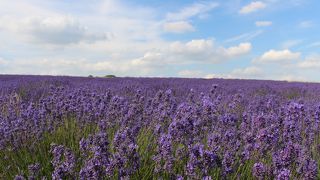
xmin=104 ymin=75 xmax=116 ymax=78
xmin=88 ymin=75 xmax=94 ymax=78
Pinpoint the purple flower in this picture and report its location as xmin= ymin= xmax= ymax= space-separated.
xmin=50 ymin=144 xmax=76 ymax=180
xmin=185 ymin=143 xmax=220 ymax=178
xmin=303 ymin=159 xmax=318 ymax=179
xmin=28 ymin=163 xmax=41 ymax=179
xmin=252 ymin=162 xmax=266 ymax=179
xmin=14 ymin=175 xmax=25 ymax=180
xmin=79 ymin=132 xmax=110 ymax=179
xmin=153 ymin=133 xmax=174 ymax=174
xmin=222 ymin=150 xmax=235 ymax=175
xmin=107 ymin=128 xmax=140 ymax=178
xmin=276 ymin=168 xmax=291 ymax=180
xmin=202 ymin=176 xmax=212 ymax=180
xmin=176 ymin=175 xmax=184 ymax=180
xmin=297 ymin=157 xmax=318 ymax=179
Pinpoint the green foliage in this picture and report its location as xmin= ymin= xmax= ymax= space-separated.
xmin=104 ymin=75 xmax=116 ymax=78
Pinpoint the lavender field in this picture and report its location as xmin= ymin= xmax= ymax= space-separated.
xmin=1 ymin=75 xmax=320 ymax=179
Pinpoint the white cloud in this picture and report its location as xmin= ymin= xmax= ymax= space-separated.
xmin=304 ymin=42 xmax=320 ymax=49
xmin=204 ymin=73 xmax=230 ymax=79
xmin=0 ymin=0 xmax=171 ymax=76
xmin=2 ymin=0 xmax=301 ymax=80
xmin=204 ymin=66 xmax=309 ymax=82
xmin=1 ymin=38 xmax=250 ymax=76
xmin=166 ymin=1 xmax=219 ymax=21
xmin=206 ymin=74 xmax=232 ymax=80
xmin=0 ymin=0 xmax=162 ymax=45
xmin=281 ymin=39 xmax=303 ymax=49
xmin=225 ymin=30 xmax=263 ymax=43
xmin=278 ymin=75 xmax=307 ymax=82
xmin=23 ymin=16 xmax=110 ymax=45
xmin=170 ymin=39 xmax=214 ymax=54
xmin=255 ymin=21 xmax=272 ymax=27
xmin=239 ymin=1 xmax=267 ymax=14
xmin=0 ymin=0 xmax=253 ymax=77
xmin=0 ymin=57 xmax=8 ymax=65
xmin=297 ymin=56 xmax=320 ymax=69
xmin=204 ymin=66 xmax=263 ymax=79
xmin=96 ymin=0 xmax=162 ymax=42
xmin=0 ymin=57 xmax=164 ymax=76
xmin=231 ymin=66 xmax=263 ymax=77
xmin=168 ymin=39 xmax=251 ymax=63
xmin=121 ymin=39 xmax=252 ymax=73
xmin=255 ymin=49 xmax=301 ymax=63
xmin=163 ymin=21 xmax=195 ymax=33
xmin=225 ymin=43 xmax=252 ymax=57
xmin=299 ymin=20 xmax=314 ymax=28
xmin=130 ymin=52 xmax=167 ymax=74
xmin=0 ymin=1 xmax=57 ymax=17
xmin=0 ymin=16 xmax=111 ymax=45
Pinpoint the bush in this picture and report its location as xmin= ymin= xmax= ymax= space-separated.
xmin=104 ymin=75 xmax=116 ymax=78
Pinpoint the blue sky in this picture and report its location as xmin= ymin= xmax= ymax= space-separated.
xmin=0 ymin=0 xmax=319 ymax=81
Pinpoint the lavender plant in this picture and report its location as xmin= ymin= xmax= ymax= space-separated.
xmin=1 ymin=75 xmax=320 ymax=179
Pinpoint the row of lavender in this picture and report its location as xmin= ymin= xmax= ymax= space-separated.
xmin=1 ymin=75 xmax=320 ymax=179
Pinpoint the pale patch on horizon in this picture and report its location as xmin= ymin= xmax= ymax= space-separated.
xmin=178 ymin=70 xmax=204 ymax=78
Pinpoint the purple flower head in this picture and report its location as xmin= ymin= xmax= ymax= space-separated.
xmin=297 ymin=157 xmax=318 ymax=179
xmin=222 ymin=150 xmax=235 ymax=175
xmin=252 ymin=162 xmax=266 ymax=179
xmin=176 ymin=175 xmax=184 ymax=180
xmin=14 ymin=175 xmax=25 ymax=180
xmin=272 ymin=142 xmax=300 ymax=174
xmin=203 ymin=150 xmax=221 ymax=173
xmin=190 ymin=143 xmax=204 ymax=158
xmin=108 ymin=128 xmax=140 ymax=178
xmin=50 ymin=144 xmax=76 ymax=180
xmin=276 ymin=168 xmax=291 ymax=180
xmin=202 ymin=176 xmax=212 ymax=180
xmin=28 ymin=163 xmax=41 ymax=179
xmin=79 ymin=132 xmax=110 ymax=179
xmin=153 ymin=133 xmax=174 ymax=174
xmin=207 ymin=132 xmax=221 ymax=153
